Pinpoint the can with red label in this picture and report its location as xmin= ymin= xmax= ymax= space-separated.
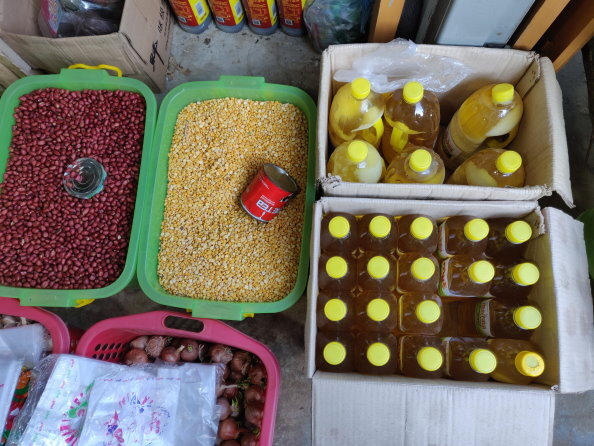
xmin=241 ymin=0 xmax=278 ymax=35
xmin=241 ymin=164 xmax=300 ymax=222
xmin=168 ymin=0 xmax=212 ymax=34
xmin=207 ymin=0 xmax=246 ymax=32
xmin=277 ymin=0 xmax=305 ymax=36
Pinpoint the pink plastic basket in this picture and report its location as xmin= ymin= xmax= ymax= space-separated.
xmin=0 ymin=296 xmax=71 ymax=354
xmin=76 ymin=310 xmax=281 ymax=446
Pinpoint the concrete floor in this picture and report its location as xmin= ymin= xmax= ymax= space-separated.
xmin=52 ymin=25 xmax=594 ymax=446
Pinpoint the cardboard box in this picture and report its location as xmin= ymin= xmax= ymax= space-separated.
xmin=0 ymin=37 xmax=38 ymax=92
xmin=317 ymin=44 xmax=574 ymax=207
xmin=0 ymin=0 xmax=173 ymax=92
xmin=305 ymin=198 xmax=594 ymax=445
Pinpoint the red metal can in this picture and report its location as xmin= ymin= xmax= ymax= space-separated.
xmin=241 ymin=163 xmax=300 ymax=222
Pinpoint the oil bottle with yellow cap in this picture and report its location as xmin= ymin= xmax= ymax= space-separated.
xmin=397 ymin=294 xmax=443 ymax=335
xmin=327 ymin=140 xmax=385 ymax=183
xmin=328 ymin=77 xmax=385 ymax=148
xmin=438 ymin=215 xmax=490 ymax=258
xmin=488 ymin=338 xmax=545 ymax=384
xmin=357 ymin=253 xmax=395 ymax=292
xmin=354 ymin=332 xmax=399 ymax=374
xmin=447 ymin=148 xmax=526 ymax=188
xmin=436 ymin=83 xmax=524 ymax=169
xmin=358 ymin=213 xmax=397 ymax=255
xmin=355 ymin=291 xmax=399 ymax=333
xmin=456 ymin=299 xmax=542 ymax=339
xmin=442 ymin=337 xmax=497 ymax=382
xmin=399 ymin=335 xmax=444 ymax=378
xmin=396 ymin=214 xmax=438 ymax=255
xmin=489 ymin=261 xmax=540 ymax=300
xmin=382 ymin=81 xmax=440 ymax=163
xmin=439 ymin=256 xmax=496 ymax=298
xmin=318 ymin=253 xmax=357 ymax=293
xmin=485 ymin=218 xmax=533 ymax=259
xmin=316 ymin=291 xmax=354 ymax=332
xmin=317 ymin=331 xmax=355 ymax=372
xmin=396 ymin=253 xmax=439 ymax=294
xmin=384 ymin=146 xmax=446 ymax=184
xmin=320 ymin=212 xmax=359 ymax=256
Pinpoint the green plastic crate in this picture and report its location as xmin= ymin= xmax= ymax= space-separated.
xmin=138 ymin=76 xmax=316 ymax=320
xmin=0 ymin=68 xmax=157 ymax=307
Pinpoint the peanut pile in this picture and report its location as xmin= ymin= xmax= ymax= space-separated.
xmin=158 ymin=98 xmax=308 ymax=302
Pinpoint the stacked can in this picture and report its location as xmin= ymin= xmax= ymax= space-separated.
xmin=168 ymin=0 xmax=212 ymax=34
xmin=277 ymin=0 xmax=306 ymax=36
xmin=207 ymin=0 xmax=246 ymax=32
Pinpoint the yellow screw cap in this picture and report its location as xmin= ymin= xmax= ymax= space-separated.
xmin=323 ymin=341 xmax=347 ymax=365
xmin=367 ymin=256 xmax=390 ymax=279
xmin=351 ymin=77 xmax=371 ymax=100
xmin=505 ymin=220 xmax=532 ymax=244
xmin=367 ymin=298 xmax=391 ymax=322
xmin=410 ymin=216 xmax=434 ymax=240
xmin=417 ymin=346 xmax=443 ymax=371
xmin=409 ymin=149 xmax=432 ymax=173
xmin=492 ymin=83 xmax=515 ymax=104
xmin=511 ymin=262 xmax=540 ymax=286
xmin=469 ymin=349 xmax=497 ymax=374
xmin=403 ymin=81 xmax=424 ymax=104
xmin=515 ymin=351 xmax=545 ymax=377
xmin=468 ymin=260 xmax=495 ymax=284
xmin=496 ymin=150 xmax=522 ymax=174
xmin=369 ymin=215 xmax=392 ymax=239
xmin=415 ymin=300 xmax=441 ymax=324
xmin=324 ymin=299 xmax=347 ymax=322
xmin=326 ymin=256 xmax=348 ymax=279
xmin=513 ymin=305 xmax=542 ymax=330
xmin=411 ymin=257 xmax=436 ymax=281
xmin=367 ymin=342 xmax=391 ymax=367
xmin=463 ymin=218 xmax=489 ymax=242
xmin=328 ymin=216 xmax=350 ymax=239
xmin=347 ymin=140 xmax=369 ymax=163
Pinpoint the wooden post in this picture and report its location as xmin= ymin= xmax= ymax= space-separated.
xmin=512 ymin=0 xmax=571 ymax=51
xmin=368 ymin=0 xmax=406 ymax=43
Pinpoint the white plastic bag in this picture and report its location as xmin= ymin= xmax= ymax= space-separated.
xmin=0 ymin=324 xmax=51 ymax=368
xmin=0 ymin=357 xmax=24 ymax=432
xmin=333 ymin=39 xmax=473 ymax=94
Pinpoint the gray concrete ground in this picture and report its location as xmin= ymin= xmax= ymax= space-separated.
xmin=52 ymin=25 xmax=594 ymax=446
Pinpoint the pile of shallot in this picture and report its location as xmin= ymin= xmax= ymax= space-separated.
xmin=125 ymin=335 xmax=266 ymax=446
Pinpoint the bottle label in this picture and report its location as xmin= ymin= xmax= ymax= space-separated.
xmin=170 ymin=0 xmax=211 ymax=26
xmin=209 ymin=0 xmax=244 ymax=25
xmin=244 ymin=0 xmax=277 ymax=27
xmin=440 ymin=126 xmax=467 ymax=164
xmin=442 ymin=337 xmax=452 ymax=376
xmin=437 ymin=223 xmax=449 ymax=259
xmin=475 ymin=299 xmax=493 ymax=337
xmin=278 ymin=0 xmax=305 ymax=29
xmin=438 ymin=258 xmax=452 ymax=296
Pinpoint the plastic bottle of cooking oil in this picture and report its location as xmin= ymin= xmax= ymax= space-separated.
xmin=489 ymin=338 xmax=545 ymax=384
xmin=358 ymin=253 xmax=395 ymax=292
xmin=318 ymin=254 xmax=357 ymax=293
xmin=457 ymin=299 xmax=542 ymax=339
xmin=327 ymin=140 xmax=385 ymax=183
xmin=328 ymin=77 xmax=385 ymax=148
xmin=397 ymin=293 xmax=443 ymax=335
xmin=316 ymin=291 xmax=354 ymax=332
xmin=320 ymin=213 xmax=359 ymax=256
xmin=355 ymin=291 xmax=399 ymax=333
xmin=317 ymin=331 xmax=354 ymax=372
xmin=442 ymin=337 xmax=497 ymax=382
xmin=436 ymin=83 xmax=524 ymax=169
xmin=399 ymin=335 xmax=444 ymax=379
xmin=354 ymin=332 xmax=399 ymax=375
xmin=438 ymin=257 xmax=495 ymax=298
xmin=383 ymin=81 xmax=440 ymax=161
xmin=396 ymin=214 xmax=438 ymax=255
xmin=396 ymin=254 xmax=438 ymax=294
xmin=380 ymin=119 xmax=396 ymax=163
xmin=359 ymin=214 xmax=396 ymax=255
xmin=485 ymin=218 xmax=533 ymax=259
xmin=447 ymin=149 xmax=526 ymax=188
xmin=438 ymin=216 xmax=490 ymax=259
xmin=490 ymin=261 xmax=540 ymax=300
xmin=385 ymin=147 xmax=445 ymax=184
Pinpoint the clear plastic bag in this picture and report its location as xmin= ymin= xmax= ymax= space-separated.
xmin=303 ymin=0 xmax=373 ymax=52
xmin=333 ymin=39 xmax=473 ymax=94
xmin=0 ymin=358 xmax=24 ymax=434
xmin=0 ymin=324 xmax=52 ymax=368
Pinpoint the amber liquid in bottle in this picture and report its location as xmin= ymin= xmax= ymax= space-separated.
xmin=396 ymin=253 xmax=439 ymax=294
xmin=320 ymin=212 xmax=359 ymax=256
xmin=396 ymin=214 xmax=438 ymax=256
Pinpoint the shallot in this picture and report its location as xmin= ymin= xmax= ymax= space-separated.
xmin=209 ymin=344 xmax=233 ymax=364
xmin=125 ymin=348 xmax=149 ymax=365
xmin=160 ymin=345 xmax=185 ymax=363
xmin=240 ymin=433 xmax=259 ymax=446
xmin=179 ymin=339 xmax=203 ymax=362
xmin=230 ymin=350 xmax=252 ymax=375
xmin=244 ymin=385 xmax=265 ymax=404
xmin=217 ymin=397 xmax=232 ymax=420
xmin=218 ymin=418 xmax=240 ymax=440
xmin=248 ymin=363 xmax=267 ymax=386
xmin=145 ymin=336 xmax=167 ymax=358
xmin=130 ymin=336 xmax=148 ymax=350
xmin=244 ymin=401 xmax=264 ymax=428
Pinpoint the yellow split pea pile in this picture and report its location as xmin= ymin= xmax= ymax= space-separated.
xmin=158 ymin=98 xmax=308 ymax=302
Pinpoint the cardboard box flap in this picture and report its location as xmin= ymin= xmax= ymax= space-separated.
xmin=542 ymin=207 xmax=594 ymax=393
xmin=313 ymin=372 xmax=555 ymax=446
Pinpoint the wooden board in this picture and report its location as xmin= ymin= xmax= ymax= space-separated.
xmin=368 ymin=0 xmax=406 ymax=43
xmin=512 ymin=0 xmax=571 ymax=50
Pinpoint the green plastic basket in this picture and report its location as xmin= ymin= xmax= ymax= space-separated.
xmin=0 ymin=68 xmax=157 ymax=307
xmin=138 ymin=76 xmax=316 ymax=320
